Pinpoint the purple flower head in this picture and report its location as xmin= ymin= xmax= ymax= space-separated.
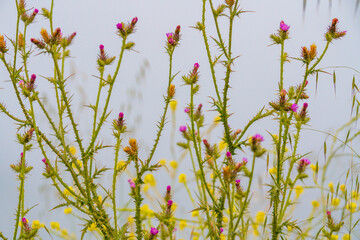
xmin=150 ymin=227 xmax=159 ymax=235
xmin=166 ymin=32 xmax=173 ymax=38
xmin=42 ymin=158 xmax=47 ymax=164
xmin=184 ymin=107 xmax=190 ymax=113
xmin=226 ymin=151 xmax=232 ymax=158
xmin=167 ymin=199 xmax=173 ymax=208
xmin=116 ymin=23 xmax=123 ymax=30
xmin=99 ymin=44 xmax=104 ymax=51
xmin=242 ymin=157 xmax=248 ymax=164
xmin=326 ymin=210 xmax=331 ymax=217
xmin=235 ymin=179 xmax=241 ymax=184
xmin=291 ymin=103 xmax=299 ymax=112
xmin=194 ymin=63 xmax=199 ymax=70
xmin=280 ymin=20 xmax=290 ymax=32
xmin=119 ymin=112 xmax=124 ymax=119
xmin=220 ymin=227 xmax=224 ymax=233
xmin=131 ymin=17 xmax=138 ymax=25
xmin=167 ymin=185 xmax=171 ymax=193
xmin=128 ymin=179 xmax=135 ymax=189
xmin=22 ymin=218 xmax=27 ymax=225
xmin=34 ymin=9 xmax=39 ymax=14
xmin=303 ymin=102 xmax=308 ymax=109
xmin=179 ymin=125 xmax=187 ymax=132
xmin=252 ymin=134 xmax=264 ymax=143
xmin=31 ymin=74 xmax=36 ymax=81
xmin=18 ymin=80 xmax=24 ymax=87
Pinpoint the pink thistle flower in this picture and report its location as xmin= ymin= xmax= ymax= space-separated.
xmin=128 ymin=179 xmax=135 ymax=189
xmin=235 ymin=179 xmax=241 ymax=184
xmin=116 ymin=23 xmax=123 ymax=30
xmin=252 ymin=134 xmax=264 ymax=143
xmin=220 ymin=227 xmax=224 ymax=233
xmin=280 ymin=20 xmax=290 ymax=32
xmin=226 ymin=151 xmax=232 ymax=158
xmin=150 ymin=227 xmax=159 ymax=235
xmin=242 ymin=157 xmax=248 ymax=164
xmin=30 ymin=74 xmax=36 ymax=81
xmin=184 ymin=107 xmax=190 ymax=113
xmin=179 ymin=125 xmax=187 ymax=132
xmin=131 ymin=17 xmax=138 ymax=25
xmin=291 ymin=103 xmax=299 ymax=112
xmin=167 ymin=185 xmax=171 ymax=193
xmin=167 ymin=199 xmax=173 ymax=208
xmin=34 ymin=9 xmax=39 ymax=14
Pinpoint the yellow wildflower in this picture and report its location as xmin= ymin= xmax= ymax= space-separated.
xmin=294 ymin=185 xmax=304 ymax=198
xmin=159 ymin=158 xmax=167 ymax=166
xmin=220 ymin=234 xmax=226 ymax=240
xmin=144 ymin=173 xmax=156 ymax=187
xmin=340 ymin=184 xmax=346 ymax=193
xmin=117 ymin=160 xmax=126 ymax=171
xmin=69 ymin=146 xmax=76 ymax=155
xmin=50 ymin=221 xmax=60 ymax=230
xmin=287 ymin=226 xmax=293 ymax=231
xmin=178 ymin=173 xmax=187 ymax=183
xmin=88 ymin=223 xmax=97 ymax=231
xmin=342 ymin=234 xmax=350 ymax=240
xmin=61 ymin=228 xmax=68 ymax=236
xmin=256 ymin=211 xmax=266 ymax=223
xmin=328 ymin=182 xmax=334 ymax=192
xmin=170 ymin=100 xmax=178 ymax=111
xmin=219 ymin=141 xmax=227 ymax=151
xmin=223 ymin=216 xmax=228 ymax=223
xmin=170 ymin=160 xmax=178 ymax=169
xmin=31 ymin=220 xmax=42 ymax=229
xmin=127 ymin=215 xmax=135 ymax=224
xmin=331 ymin=234 xmax=339 ymax=240
xmin=143 ymin=184 xmax=150 ymax=193
xmin=98 ymin=195 xmax=102 ymax=203
xmin=214 ymin=115 xmax=221 ymax=124
xmin=63 ymin=186 xmax=74 ymax=196
xmin=269 ymin=167 xmax=276 ymax=175
xmin=192 ymin=210 xmax=199 ymax=217
xmin=346 ymin=202 xmax=357 ymax=212
xmin=332 ymin=198 xmax=340 ymax=206
xmin=64 ymin=207 xmax=72 ymax=214
xmin=310 ymin=164 xmax=317 ymax=172
xmin=351 ymin=190 xmax=359 ymax=200
xmin=312 ymin=200 xmax=320 ymax=208
xmin=179 ymin=220 xmax=187 ymax=230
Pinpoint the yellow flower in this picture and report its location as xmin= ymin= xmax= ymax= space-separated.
xmin=178 ymin=173 xmax=187 ymax=183
xmin=64 ymin=207 xmax=72 ymax=214
xmin=328 ymin=182 xmax=334 ymax=192
xmin=294 ymin=185 xmax=304 ymax=198
xmin=214 ymin=115 xmax=221 ymax=124
xmin=144 ymin=173 xmax=156 ymax=187
xmin=346 ymin=202 xmax=357 ymax=212
xmin=219 ymin=141 xmax=227 ymax=152
xmin=19 ymin=218 xmax=28 ymax=227
xmin=332 ymin=198 xmax=340 ymax=206
xmin=170 ymin=160 xmax=178 ymax=169
xmin=272 ymin=134 xmax=278 ymax=140
xmin=210 ymin=173 xmax=214 ymax=179
xmin=143 ymin=184 xmax=150 ymax=193
xmin=342 ymin=234 xmax=350 ymax=240
xmin=179 ymin=220 xmax=187 ymax=230
xmin=312 ymin=200 xmax=320 ymax=208
xmin=140 ymin=204 xmax=154 ymax=217
xmin=50 ymin=221 xmax=60 ymax=230
xmin=269 ymin=167 xmax=276 ymax=175
xmin=256 ymin=211 xmax=266 ymax=223
xmin=193 ymin=237 xmax=199 ymax=240
xmin=61 ymin=228 xmax=68 ymax=236
xmin=63 ymin=186 xmax=74 ymax=196
xmin=252 ymin=223 xmax=259 ymax=236
xmin=331 ymin=234 xmax=339 ymax=240
xmin=88 ymin=223 xmax=97 ymax=231
xmin=170 ymin=100 xmax=178 ymax=111
xmin=310 ymin=164 xmax=317 ymax=172
xmin=220 ymin=234 xmax=226 ymax=240
xmin=31 ymin=220 xmax=42 ymax=229
xmin=159 ymin=158 xmax=167 ymax=166
xmin=127 ymin=215 xmax=135 ymax=224
xmin=340 ymin=184 xmax=346 ymax=193
xmin=98 ymin=195 xmax=103 ymax=203
xmin=69 ymin=146 xmax=76 ymax=155
xmin=287 ymin=226 xmax=293 ymax=231
xmin=191 ymin=210 xmax=199 ymax=217
xmin=222 ymin=216 xmax=228 ymax=223
xmin=117 ymin=160 xmax=126 ymax=171
xmin=351 ymin=190 xmax=359 ymax=200
xmin=171 ymin=202 xmax=177 ymax=212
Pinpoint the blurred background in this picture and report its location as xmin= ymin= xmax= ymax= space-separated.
xmin=0 ymin=0 xmax=359 ymax=238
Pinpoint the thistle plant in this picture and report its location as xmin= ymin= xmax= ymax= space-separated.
xmin=0 ymin=0 xmax=359 ymax=240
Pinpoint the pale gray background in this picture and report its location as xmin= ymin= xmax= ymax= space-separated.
xmin=0 ymin=0 xmax=359 ymax=238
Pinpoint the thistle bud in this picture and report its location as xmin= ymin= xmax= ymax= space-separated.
xmin=168 ymin=84 xmax=176 ymax=98
xmin=0 ymin=35 xmax=8 ymax=53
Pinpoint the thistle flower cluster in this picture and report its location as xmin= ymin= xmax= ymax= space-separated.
xmin=41 ymin=158 xmax=55 ymax=178
xmin=297 ymin=158 xmax=310 ymax=173
xmin=116 ymin=17 xmax=138 ymax=38
xmin=97 ymin=44 xmax=116 ymax=68
xmin=20 ymin=8 xmax=39 ymax=25
xmin=270 ymin=20 xmax=290 ymax=44
xmin=182 ymin=63 xmax=200 ymax=85
xmin=18 ymin=74 xmax=37 ymax=97
xmin=250 ymin=134 xmax=265 ymax=157
xmin=17 ymin=128 xmax=34 ymax=145
xmin=113 ymin=112 xmax=126 ymax=133
xmin=0 ymin=35 xmax=8 ymax=54
xmin=325 ymin=18 xmax=347 ymax=42
xmin=123 ymin=138 xmax=138 ymax=157
xmin=222 ymin=152 xmax=247 ymax=182
xmin=301 ymin=43 xmax=317 ymax=64
xmin=10 ymin=152 xmax=33 ymax=174
xmin=166 ymin=25 xmax=181 ymax=48
xmin=203 ymin=139 xmax=221 ymax=167
xmin=31 ymin=27 xmax=76 ymax=49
